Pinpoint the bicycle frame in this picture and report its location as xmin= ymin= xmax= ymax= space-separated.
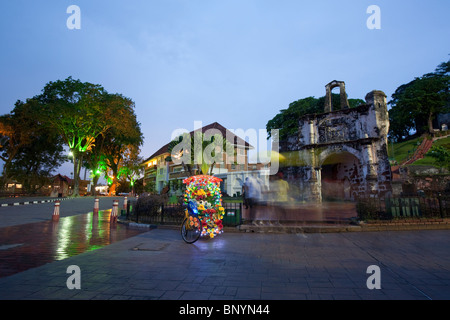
xmin=181 ymin=200 xmax=202 ymax=243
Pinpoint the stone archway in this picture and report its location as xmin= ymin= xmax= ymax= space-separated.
xmin=279 ymin=82 xmax=392 ymax=203
xmin=320 ymin=151 xmax=361 ymax=201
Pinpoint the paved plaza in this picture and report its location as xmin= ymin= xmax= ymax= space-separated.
xmin=0 ymin=197 xmax=449 ymax=303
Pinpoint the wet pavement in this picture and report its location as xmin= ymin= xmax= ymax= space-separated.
xmin=1 ymin=227 xmax=450 ymax=301
xmin=0 ymin=197 xmax=449 ymax=302
xmin=0 ymin=210 xmax=148 ymax=278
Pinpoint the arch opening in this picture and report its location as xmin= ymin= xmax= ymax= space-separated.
xmin=321 ymin=152 xmax=361 ymax=201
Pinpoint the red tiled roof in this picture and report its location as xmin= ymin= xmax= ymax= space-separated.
xmin=53 ymin=174 xmax=72 ymax=184
xmin=142 ymin=122 xmax=252 ymax=164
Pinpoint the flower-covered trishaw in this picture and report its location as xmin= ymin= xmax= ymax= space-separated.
xmin=181 ymin=175 xmax=225 ymax=244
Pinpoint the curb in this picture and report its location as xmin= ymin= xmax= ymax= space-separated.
xmin=0 ymin=197 xmax=74 ymax=207
xmin=118 ymin=218 xmax=450 ymax=234
xmin=117 ymin=218 xmax=244 ymax=233
xmin=238 ymin=224 xmax=362 ymax=233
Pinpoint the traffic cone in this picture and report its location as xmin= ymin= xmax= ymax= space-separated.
xmin=52 ymin=201 xmax=60 ymax=222
xmin=93 ymin=198 xmax=99 ymax=215
xmin=110 ymin=200 xmax=119 ymax=223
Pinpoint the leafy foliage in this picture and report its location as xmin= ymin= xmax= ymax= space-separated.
xmin=426 ymin=145 xmax=450 ymax=172
xmin=388 ymin=59 xmax=450 ymax=141
xmin=167 ymin=131 xmax=234 ymax=176
xmin=266 ymin=94 xmax=365 ymax=140
xmin=0 ymin=99 xmax=65 ymax=192
xmin=1 ymin=76 xmax=144 ymax=195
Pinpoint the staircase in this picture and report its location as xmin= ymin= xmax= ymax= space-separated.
xmin=401 ymin=137 xmax=434 ymax=165
xmin=391 ymin=133 xmax=450 ymax=179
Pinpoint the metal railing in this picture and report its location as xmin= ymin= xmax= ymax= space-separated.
xmin=124 ymin=199 xmax=243 ymax=227
xmin=356 ymin=194 xmax=449 ymax=220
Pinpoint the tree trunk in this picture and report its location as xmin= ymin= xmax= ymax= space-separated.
xmin=209 ymin=162 xmax=216 ymax=175
xmin=92 ymin=175 xmax=99 ymax=196
xmin=428 ymin=112 xmax=434 ymax=135
xmin=72 ymin=152 xmax=83 ymax=197
xmin=109 ymin=175 xmax=118 ymax=196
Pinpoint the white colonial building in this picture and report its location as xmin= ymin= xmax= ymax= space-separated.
xmin=141 ymin=122 xmax=270 ymax=197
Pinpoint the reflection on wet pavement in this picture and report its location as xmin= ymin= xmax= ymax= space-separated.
xmin=0 ymin=210 xmax=149 ymax=278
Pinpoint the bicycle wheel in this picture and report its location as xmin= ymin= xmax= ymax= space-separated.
xmin=181 ymin=216 xmax=202 ymax=244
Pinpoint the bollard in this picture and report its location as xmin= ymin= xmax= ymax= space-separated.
xmin=52 ymin=201 xmax=60 ymax=222
xmin=123 ymin=196 xmax=127 ymax=210
xmin=110 ymin=200 xmax=119 ymax=223
xmin=93 ymin=198 xmax=99 ymax=214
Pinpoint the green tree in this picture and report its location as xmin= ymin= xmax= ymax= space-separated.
xmin=36 ymin=77 xmax=133 ymax=196
xmin=266 ymin=94 xmax=365 ymax=140
xmin=0 ymin=100 xmax=36 ymax=186
xmin=0 ymin=99 xmax=65 ymax=192
xmin=426 ymin=145 xmax=450 ymax=172
xmin=118 ymin=155 xmax=144 ymax=194
xmin=389 ymin=59 xmax=450 ymax=141
xmin=167 ymin=131 xmax=234 ymax=177
xmin=95 ymin=94 xmax=143 ymax=195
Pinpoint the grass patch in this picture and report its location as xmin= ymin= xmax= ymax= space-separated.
xmin=411 ymin=136 xmax=450 ymax=167
xmin=388 ymin=136 xmax=423 ymax=163
xmin=388 ymin=135 xmax=450 ymax=169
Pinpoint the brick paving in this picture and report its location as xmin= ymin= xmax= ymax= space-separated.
xmin=1 ymin=226 xmax=450 ymax=301
xmin=0 ymin=197 xmax=450 ymax=303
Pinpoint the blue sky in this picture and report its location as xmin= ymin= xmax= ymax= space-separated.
xmin=0 ymin=0 xmax=449 ymax=176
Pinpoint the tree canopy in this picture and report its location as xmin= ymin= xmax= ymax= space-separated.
xmin=167 ymin=131 xmax=234 ymax=177
xmin=0 ymin=99 xmax=66 ymax=192
xmin=266 ymin=94 xmax=365 ymax=141
xmin=388 ymin=58 xmax=450 ymax=141
xmin=0 ymin=76 xmax=143 ymax=196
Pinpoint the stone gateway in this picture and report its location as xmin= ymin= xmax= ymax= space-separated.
xmin=279 ymin=81 xmax=392 ymax=203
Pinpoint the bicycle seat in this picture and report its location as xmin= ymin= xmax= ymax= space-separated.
xmin=187 ymin=200 xmax=199 ymax=216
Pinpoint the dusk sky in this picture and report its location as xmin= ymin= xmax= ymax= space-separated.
xmin=1 ymin=0 xmax=449 ymax=176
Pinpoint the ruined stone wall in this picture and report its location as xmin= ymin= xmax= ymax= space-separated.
xmin=279 ymin=85 xmax=392 ymax=202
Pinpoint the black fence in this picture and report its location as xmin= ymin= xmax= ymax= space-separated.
xmin=356 ymin=195 xmax=449 ymax=220
xmin=221 ymin=202 xmax=243 ymax=227
xmin=124 ymin=199 xmax=242 ymax=227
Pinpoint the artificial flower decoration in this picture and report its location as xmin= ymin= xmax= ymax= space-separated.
xmin=183 ymin=175 xmax=224 ymax=239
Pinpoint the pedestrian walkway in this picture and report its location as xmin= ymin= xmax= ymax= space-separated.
xmin=0 ymin=210 xmax=148 ymax=278
xmin=1 ymin=223 xmax=450 ymax=300
xmin=1 ymin=197 xmax=450 ymax=302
